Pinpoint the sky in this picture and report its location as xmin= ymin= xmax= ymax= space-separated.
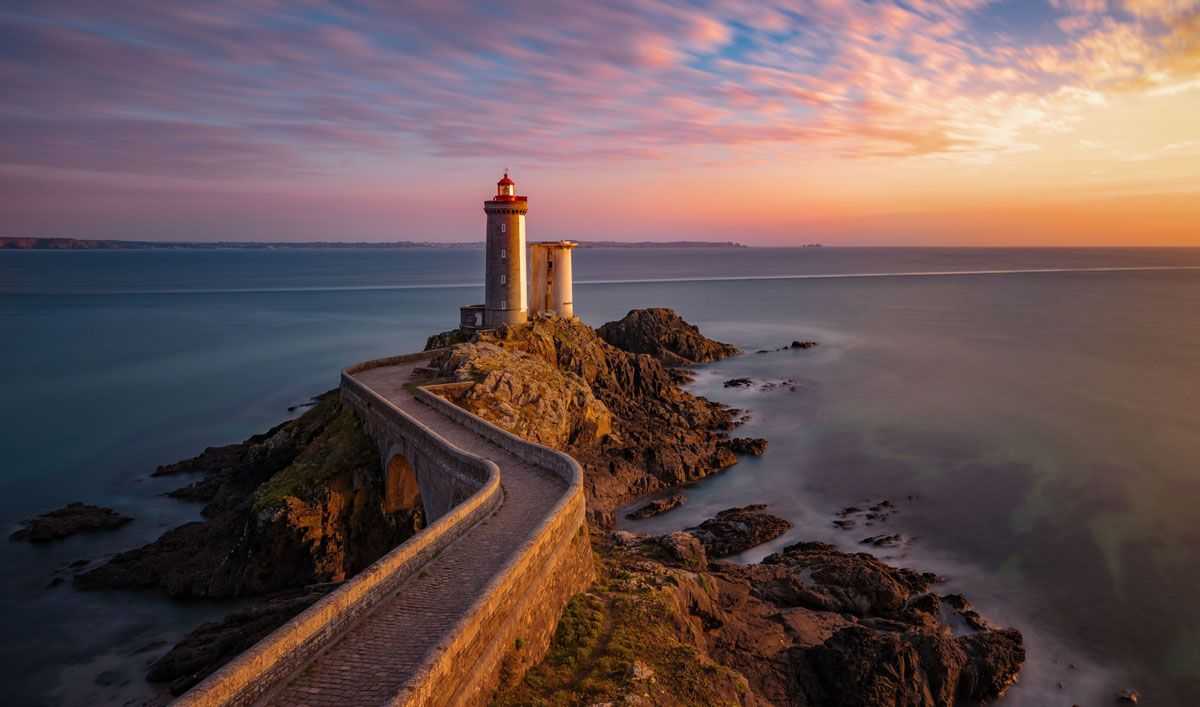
xmin=1 ymin=0 xmax=1197 ymax=246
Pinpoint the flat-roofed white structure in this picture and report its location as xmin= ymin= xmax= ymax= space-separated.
xmin=529 ymin=240 xmax=577 ymax=319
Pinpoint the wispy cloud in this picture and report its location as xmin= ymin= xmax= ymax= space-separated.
xmin=0 ymin=0 xmax=1197 ymax=242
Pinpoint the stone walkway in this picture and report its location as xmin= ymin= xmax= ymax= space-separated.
xmin=258 ymin=361 xmax=566 ymax=707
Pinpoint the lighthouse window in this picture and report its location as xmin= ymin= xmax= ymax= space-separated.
xmin=501 ymin=299 xmax=507 ymax=309
xmin=547 ymin=260 xmax=554 ymax=271
xmin=500 ymin=223 xmax=507 ymax=233
xmin=500 ymin=248 xmax=507 ymax=259
xmin=500 ymin=274 xmax=506 ymax=285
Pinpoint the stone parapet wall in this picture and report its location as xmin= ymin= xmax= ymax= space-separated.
xmin=172 ymin=362 xmax=501 ymax=707
xmin=173 ymin=357 xmax=593 ymax=707
xmin=403 ymin=386 xmax=593 ymax=706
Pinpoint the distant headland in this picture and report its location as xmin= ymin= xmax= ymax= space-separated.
xmin=0 ymin=237 xmax=756 ymax=250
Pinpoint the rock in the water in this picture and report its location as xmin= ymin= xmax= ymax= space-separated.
xmin=727 ymin=437 xmax=768 ymax=456
xmin=1117 ymin=688 xmax=1140 ymax=703
xmin=685 ymin=505 xmax=791 ymax=558
xmin=860 ymin=533 xmax=904 ymax=548
xmin=790 ymin=340 xmax=819 ymax=349
xmin=148 ymin=585 xmax=335 ymax=695
xmin=597 ymin=307 xmax=738 ymax=365
xmin=10 ymin=503 xmax=132 ymax=542
xmin=723 ymin=377 xmax=754 ymax=388
xmin=626 ymin=495 xmax=685 ymax=520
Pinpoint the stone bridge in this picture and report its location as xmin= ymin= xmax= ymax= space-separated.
xmin=174 ymin=351 xmax=594 ymax=707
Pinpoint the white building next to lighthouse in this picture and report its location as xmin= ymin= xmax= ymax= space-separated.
xmin=461 ymin=172 xmax=576 ymax=330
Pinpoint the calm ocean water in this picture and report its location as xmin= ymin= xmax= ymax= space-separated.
xmin=2 ymin=247 xmax=1199 ymax=706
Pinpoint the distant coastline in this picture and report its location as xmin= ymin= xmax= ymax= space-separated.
xmin=0 ymin=237 xmax=763 ymax=250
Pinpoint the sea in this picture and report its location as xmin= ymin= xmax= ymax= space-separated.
xmin=2 ymin=246 xmax=1199 ymax=706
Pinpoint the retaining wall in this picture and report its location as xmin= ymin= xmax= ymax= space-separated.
xmin=173 ymin=355 xmax=594 ymax=707
xmin=398 ymin=385 xmax=594 ymax=706
xmin=173 ymin=361 xmax=500 ymax=707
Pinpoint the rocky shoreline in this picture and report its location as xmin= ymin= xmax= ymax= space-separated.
xmin=37 ymin=307 xmax=1026 ymax=705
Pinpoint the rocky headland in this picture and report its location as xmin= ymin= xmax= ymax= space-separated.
xmin=424 ymin=309 xmax=748 ymax=526
xmin=427 ymin=310 xmax=1025 ymax=706
xmin=50 ymin=307 xmax=1024 ymax=704
xmin=72 ymin=392 xmax=422 ymax=694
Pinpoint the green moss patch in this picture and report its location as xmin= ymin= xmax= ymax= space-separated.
xmin=253 ymin=404 xmax=376 ymax=512
xmin=493 ymin=553 xmax=751 ymax=707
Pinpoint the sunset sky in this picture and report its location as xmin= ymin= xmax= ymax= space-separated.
xmin=1 ymin=1 xmax=1197 ymax=245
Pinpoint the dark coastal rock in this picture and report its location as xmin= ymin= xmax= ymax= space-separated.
xmin=148 ymin=585 xmax=335 ymax=695
xmin=790 ymin=340 xmax=819 ymax=349
xmin=505 ymin=506 xmax=1025 ymax=706
xmin=796 ymin=623 xmax=1024 ymax=707
xmin=77 ymin=395 xmax=422 ymax=599
xmin=752 ymin=541 xmax=934 ymax=616
xmin=423 ymin=327 xmax=474 ymax=351
xmin=685 ymin=505 xmax=791 ymax=558
xmin=726 ymin=437 xmax=768 ymax=456
xmin=1117 ymin=688 xmax=1141 ymax=703
xmin=9 ymin=503 xmax=132 ymax=542
xmin=758 ymin=378 xmax=797 ymax=392
xmin=860 ymin=533 xmax=904 ymax=548
xmin=626 ymin=494 xmax=685 ymax=520
xmin=597 ymin=307 xmax=739 ymax=366
xmin=723 ymin=377 xmax=754 ymax=388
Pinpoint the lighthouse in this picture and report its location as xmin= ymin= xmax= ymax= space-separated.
xmin=459 ymin=171 xmax=576 ymax=331
xmin=480 ymin=171 xmax=528 ymax=328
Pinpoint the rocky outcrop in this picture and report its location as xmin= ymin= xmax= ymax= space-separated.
xmin=9 ymin=503 xmax=132 ymax=542
xmin=497 ymin=522 xmax=1025 ymax=707
xmin=423 ymin=327 xmax=473 ymax=351
xmin=427 ymin=312 xmax=740 ymax=525
xmin=626 ymin=494 xmax=685 ymax=520
xmin=597 ymin=307 xmax=739 ymax=365
xmin=727 ymin=437 xmax=768 ymax=456
xmin=77 ymin=394 xmax=422 ymax=598
xmin=434 ymin=342 xmax=612 ymax=449
xmin=684 ymin=505 xmax=791 ymax=558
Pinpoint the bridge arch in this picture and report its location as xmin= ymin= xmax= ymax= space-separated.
xmin=384 ymin=452 xmax=421 ymax=515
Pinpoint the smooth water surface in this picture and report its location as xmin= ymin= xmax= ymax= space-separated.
xmin=2 ymin=247 xmax=1199 ymax=706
